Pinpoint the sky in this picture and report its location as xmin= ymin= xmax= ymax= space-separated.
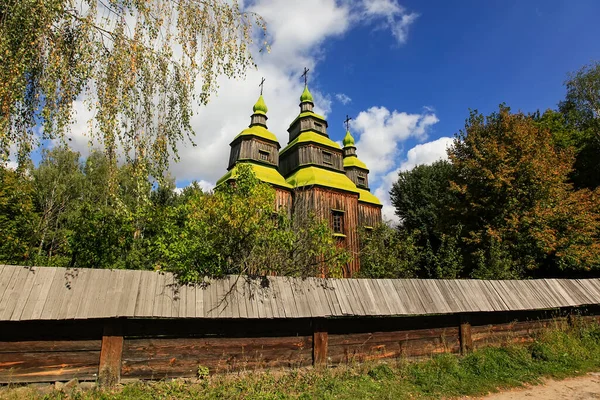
xmin=65 ymin=0 xmax=600 ymax=222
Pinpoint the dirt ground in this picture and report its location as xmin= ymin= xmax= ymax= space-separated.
xmin=476 ymin=372 xmax=600 ymax=399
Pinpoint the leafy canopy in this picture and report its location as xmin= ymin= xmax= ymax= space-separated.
xmin=0 ymin=0 xmax=265 ymax=175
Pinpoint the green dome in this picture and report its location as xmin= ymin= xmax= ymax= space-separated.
xmin=342 ymin=130 xmax=355 ymax=147
xmin=300 ymin=85 xmax=313 ymax=103
xmin=253 ymin=95 xmax=268 ymax=114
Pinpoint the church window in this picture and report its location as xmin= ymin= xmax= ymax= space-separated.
xmin=357 ymin=176 xmax=366 ymax=187
xmin=322 ymin=151 xmax=332 ymax=165
xmin=314 ymin=122 xmax=323 ymax=132
xmin=331 ymin=210 xmax=344 ymax=234
xmin=259 ymin=150 xmax=270 ymax=161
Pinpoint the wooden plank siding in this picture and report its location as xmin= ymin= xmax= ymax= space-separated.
xmin=280 ymin=144 xmax=345 ymax=176
xmin=228 ymin=138 xmax=280 ymax=169
xmin=121 ymin=336 xmax=313 ymax=377
xmin=293 ymin=188 xmax=361 ymax=276
xmin=0 ymin=340 xmax=101 ymax=383
xmin=275 ymin=188 xmax=293 ymax=214
xmin=287 ymin=119 xmax=328 ymax=142
xmin=345 ymin=167 xmax=370 ymax=189
xmin=358 ymin=203 xmax=382 ymax=229
xmin=328 ymin=327 xmax=460 ymax=363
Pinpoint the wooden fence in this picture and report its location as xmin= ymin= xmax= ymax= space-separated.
xmin=2 ymin=265 xmax=600 ymax=385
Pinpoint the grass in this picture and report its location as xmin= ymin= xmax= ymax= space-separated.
xmin=3 ymin=319 xmax=600 ymax=399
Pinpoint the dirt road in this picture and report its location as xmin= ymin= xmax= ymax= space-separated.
xmin=479 ymin=373 xmax=600 ymax=399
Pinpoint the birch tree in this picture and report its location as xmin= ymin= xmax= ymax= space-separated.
xmin=1 ymin=0 xmax=265 ymax=176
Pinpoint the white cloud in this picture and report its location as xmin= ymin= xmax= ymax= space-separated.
xmin=351 ymin=106 xmax=439 ymax=180
xmin=369 ymin=137 xmax=452 ymax=224
xmin=357 ymin=0 xmax=419 ymax=44
xmin=64 ymin=0 xmax=421 ymax=188
xmin=350 ymin=106 xmax=443 ymax=224
xmin=335 ymin=93 xmax=352 ymax=105
xmin=399 ymin=136 xmax=453 ymax=171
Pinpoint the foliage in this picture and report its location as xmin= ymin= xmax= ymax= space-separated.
xmin=389 ymin=160 xmax=464 ymax=278
xmin=31 ymin=146 xmax=85 ymax=266
xmin=391 ymin=160 xmax=456 ymax=240
xmin=0 ymin=167 xmax=37 ymax=264
xmin=448 ymin=105 xmax=600 ymax=276
xmin=0 ymin=150 xmax=348 ymax=280
xmin=161 ymin=164 xmax=350 ymax=282
xmin=0 ymin=0 xmax=265 ymax=175
xmin=357 ymin=224 xmax=419 ymax=279
xmin=556 ymin=61 xmax=600 ymax=189
xmin=10 ymin=320 xmax=600 ymax=400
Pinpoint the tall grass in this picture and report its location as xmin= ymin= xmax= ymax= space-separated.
xmin=4 ymin=318 xmax=600 ymax=400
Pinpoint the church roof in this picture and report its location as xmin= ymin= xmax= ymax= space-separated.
xmin=286 ymin=166 xmax=359 ymax=193
xmin=357 ymin=188 xmax=382 ymax=206
xmin=343 ymin=156 xmax=368 ymax=170
xmin=232 ymin=125 xmax=279 ymax=144
xmin=217 ymin=162 xmax=292 ymax=189
xmin=280 ymin=130 xmax=341 ymax=155
xmin=288 ymin=111 xmax=327 ymax=128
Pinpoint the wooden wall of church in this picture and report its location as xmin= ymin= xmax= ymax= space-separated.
xmin=345 ymin=167 xmax=370 ymax=189
xmin=294 ymin=187 xmax=361 ymax=276
xmin=280 ymin=145 xmax=344 ymax=176
xmin=288 ymin=119 xmax=328 ymax=142
xmin=235 ymin=138 xmax=279 ymax=167
xmin=228 ymin=142 xmax=241 ymax=169
xmin=275 ymin=188 xmax=293 ymax=215
xmin=359 ymin=203 xmax=382 ymax=228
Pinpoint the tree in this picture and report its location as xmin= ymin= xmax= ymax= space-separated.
xmin=1 ymin=0 xmax=265 ymax=175
xmin=0 ymin=166 xmax=37 ymax=264
xmin=32 ymin=146 xmax=84 ymax=266
xmin=160 ymin=165 xmax=350 ymax=282
xmin=557 ymin=62 xmax=600 ymax=189
xmin=449 ymin=106 xmax=600 ymax=277
xmin=391 ymin=160 xmax=456 ymax=241
xmin=389 ymin=160 xmax=464 ymax=278
xmin=357 ymin=224 xmax=419 ymax=279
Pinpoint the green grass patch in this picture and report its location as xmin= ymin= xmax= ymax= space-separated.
xmin=4 ymin=319 xmax=600 ymax=399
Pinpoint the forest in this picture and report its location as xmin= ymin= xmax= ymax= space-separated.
xmin=1 ymin=62 xmax=599 ymax=281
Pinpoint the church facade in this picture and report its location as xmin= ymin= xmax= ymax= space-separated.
xmin=217 ymin=84 xmax=382 ymax=276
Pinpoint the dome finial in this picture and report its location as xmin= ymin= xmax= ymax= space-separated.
xmin=253 ymin=94 xmax=268 ymax=115
xmin=343 ymin=130 xmax=355 ymax=147
xmin=300 ymin=85 xmax=313 ymax=103
xmin=300 ymin=67 xmax=314 ymax=103
xmin=343 ymin=115 xmax=355 ymax=147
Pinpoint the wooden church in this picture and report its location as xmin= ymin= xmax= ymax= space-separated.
xmin=217 ymin=80 xmax=382 ymax=276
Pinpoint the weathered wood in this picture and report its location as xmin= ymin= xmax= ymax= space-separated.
xmin=121 ymin=336 xmax=313 ymax=377
xmin=0 ymin=351 xmax=100 ymax=383
xmin=124 ymin=336 xmax=312 ymax=355
xmin=122 ymin=353 xmax=312 ymax=378
xmin=313 ymin=320 xmax=328 ymax=367
xmin=98 ymin=323 xmax=123 ymax=387
xmin=459 ymin=317 xmax=473 ymax=354
xmin=327 ymin=328 xmax=460 ymax=364
xmin=0 ymin=340 xmax=101 ymax=353
xmin=328 ymin=327 xmax=460 ymax=345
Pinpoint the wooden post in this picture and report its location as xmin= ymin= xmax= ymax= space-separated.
xmin=312 ymin=319 xmax=328 ymax=367
xmin=98 ymin=321 xmax=124 ymax=387
xmin=459 ymin=315 xmax=473 ymax=355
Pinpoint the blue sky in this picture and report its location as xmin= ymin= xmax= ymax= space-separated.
xmin=320 ymin=0 xmax=600 ymax=147
xmin=61 ymin=0 xmax=600 ymax=221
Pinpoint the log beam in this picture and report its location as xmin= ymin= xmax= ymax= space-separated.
xmin=98 ymin=322 xmax=123 ymax=387
xmin=312 ymin=319 xmax=328 ymax=367
xmin=459 ymin=316 xmax=473 ymax=354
